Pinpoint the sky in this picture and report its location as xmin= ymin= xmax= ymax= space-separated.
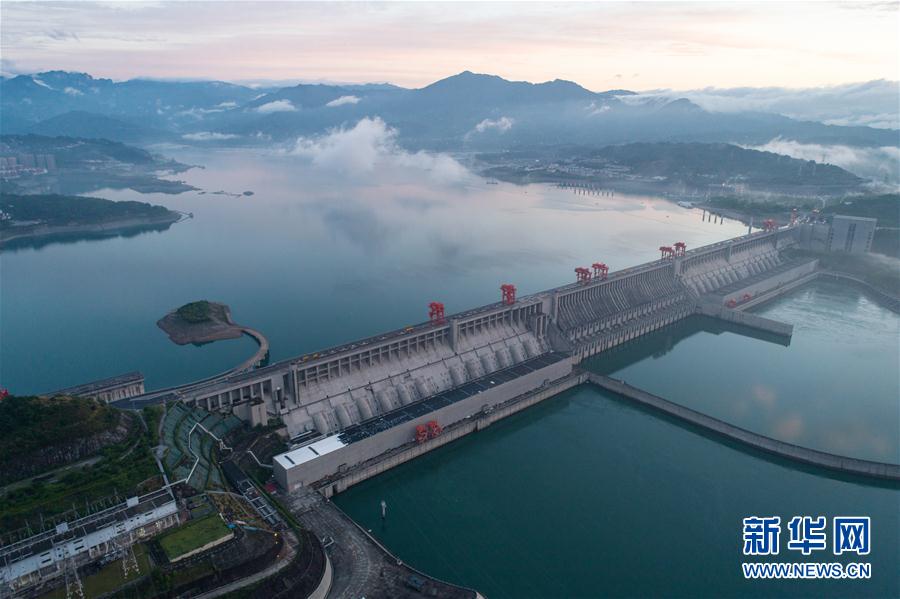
xmin=1 ymin=1 xmax=898 ymax=90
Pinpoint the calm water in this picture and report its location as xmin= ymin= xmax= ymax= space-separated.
xmin=3 ymin=149 xmax=897 ymax=597
xmin=335 ymin=385 xmax=899 ymax=599
xmin=334 ymin=282 xmax=899 ymax=598
xmin=586 ymin=282 xmax=900 ymax=463
xmin=1 ymin=148 xmax=745 ymax=393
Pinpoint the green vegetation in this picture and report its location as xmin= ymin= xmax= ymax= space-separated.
xmin=158 ymin=515 xmax=232 ymax=562
xmin=706 ymin=196 xmax=814 ymax=215
xmin=0 ymin=397 xmax=160 ymax=533
xmin=41 ymin=545 xmax=151 ymax=599
xmin=822 ymin=194 xmax=900 ymax=228
xmin=0 ymin=193 xmax=174 ymax=227
xmin=589 ymin=142 xmax=862 ymax=188
xmin=0 ymin=395 xmax=118 ymax=470
xmin=176 ymin=300 xmax=214 ymax=323
xmin=143 ymin=405 xmax=164 ymax=445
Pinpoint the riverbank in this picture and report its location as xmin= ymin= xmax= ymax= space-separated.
xmin=0 ymin=210 xmax=183 ymax=247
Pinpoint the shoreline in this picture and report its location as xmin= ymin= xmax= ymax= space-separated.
xmin=0 ymin=210 xmax=184 ymax=248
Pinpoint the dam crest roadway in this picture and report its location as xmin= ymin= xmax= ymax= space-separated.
xmin=113 ymin=224 xmax=899 ymax=489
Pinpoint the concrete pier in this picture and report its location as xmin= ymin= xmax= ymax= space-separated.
xmin=586 ymin=373 xmax=900 ymax=482
xmin=696 ymin=301 xmax=793 ymax=338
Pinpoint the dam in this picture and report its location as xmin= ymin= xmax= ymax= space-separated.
xmin=137 ymin=223 xmax=866 ymax=494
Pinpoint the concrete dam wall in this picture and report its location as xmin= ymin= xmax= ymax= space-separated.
xmin=170 ymin=227 xmax=833 ymax=492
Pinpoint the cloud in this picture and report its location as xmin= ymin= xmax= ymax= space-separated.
xmin=745 ymin=137 xmax=900 ymax=185
xmin=215 ymin=100 xmax=237 ymax=108
xmin=326 ymin=95 xmax=360 ymax=107
xmin=585 ymin=101 xmax=611 ymax=115
xmin=0 ymin=58 xmax=22 ymax=78
xmin=182 ymin=131 xmax=239 ymax=141
xmin=290 ymin=117 xmax=470 ymax=183
xmin=473 ymin=116 xmax=514 ymax=134
xmin=254 ymin=99 xmax=297 ymax=113
xmin=45 ymin=29 xmax=79 ymax=41
xmin=31 ymin=76 xmax=52 ymax=89
xmin=623 ymin=80 xmax=900 ymax=129
xmin=63 ymin=86 xmax=83 ymax=96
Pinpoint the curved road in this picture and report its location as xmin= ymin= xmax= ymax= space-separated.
xmin=114 ymin=327 xmax=269 ymax=409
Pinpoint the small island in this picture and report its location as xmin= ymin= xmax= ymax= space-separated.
xmin=0 ymin=193 xmax=182 ymax=247
xmin=157 ymin=300 xmax=245 ymax=345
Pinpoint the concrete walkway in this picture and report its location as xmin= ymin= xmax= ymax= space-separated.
xmin=233 ymin=326 xmax=270 ymax=373
xmin=587 ymin=373 xmax=900 ymax=482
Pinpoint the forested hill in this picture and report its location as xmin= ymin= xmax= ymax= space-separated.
xmin=1 ymin=193 xmax=175 ymax=226
xmin=591 ymin=143 xmax=862 ymax=188
xmin=0 ymin=395 xmax=135 ymax=485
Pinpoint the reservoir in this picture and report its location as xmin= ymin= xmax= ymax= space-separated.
xmin=2 ymin=149 xmax=897 ymax=597
xmin=1 ymin=148 xmax=746 ymax=393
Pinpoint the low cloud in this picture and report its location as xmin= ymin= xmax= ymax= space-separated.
xmin=255 ymin=99 xmax=297 ymax=113
xmin=326 ymin=95 xmax=360 ymax=107
xmin=182 ymin=131 xmax=240 ymax=141
xmin=585 ymin=101 xmax=611 ymax=116
xmin=291 ymin=117 xmax=470 ymax=183
xmin=31 ymin=76 xmax=52 ymax=90
xmin=63 ymin=86 xmax=83 ymax=96
xmin=623 ymin=80 xmax=900 ymax=130
xmin=473 ymin=116 xmax=514 ymax=134
xmin=215 ymin=101 xmax=237 ymax=109
xmin=746 ymin=137 xmax=900 ymax=185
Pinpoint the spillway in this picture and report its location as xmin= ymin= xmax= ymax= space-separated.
xmin=173 ymin=227 xmax=816 ymax=493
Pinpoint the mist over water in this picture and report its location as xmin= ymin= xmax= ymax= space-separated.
xmin=1 ymin=148 xmax=746 ymax=393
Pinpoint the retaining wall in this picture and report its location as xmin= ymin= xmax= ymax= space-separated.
xmin=586 ymin=374 xmax=900 ymax=481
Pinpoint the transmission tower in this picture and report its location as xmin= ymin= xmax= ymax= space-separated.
xmin=114 ymin=532 xmax=139 ymax=578
xmin=63 ymin=556 xmax=84 ymax=599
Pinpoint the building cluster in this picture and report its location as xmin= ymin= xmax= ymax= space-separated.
xmin=0 ymin=154 xmax=57 ymax=179
xmin=0 ymin=489 xmax=180 ymax=596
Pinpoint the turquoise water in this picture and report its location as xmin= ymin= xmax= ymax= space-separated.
xmin=586 ymin=281 xmax=900 ymax=463
xmin=334 ymin=283 xmax=900 ymax=598
xmin=0 ymin=148 xmax=746 ymax=393
xmin=335 ymin=385 xmax=899 ymax=598
xmin=3 ymin=149 xmax=897 ymax=598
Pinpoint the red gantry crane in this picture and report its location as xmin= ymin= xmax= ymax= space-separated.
xmin=673 ymin=242 xmax=687 ymax=257
xmin=428 ymin=301 xmax=445 ymax=324
xmin=659 ymin=246 xmax=675 ymax=259
xmin=575 ymin=267 xmax=592 ymax=284
xmin=501 ymin=284 xmax=517 ymax=305
xmin=591 ymin=262 xmax=609 ymax=280
xmin=763 ymin=219 xmax=778 ymax=231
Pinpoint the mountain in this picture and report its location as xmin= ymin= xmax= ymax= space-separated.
xmin=0 ymin=71 xmax=263 ymax=135
xmin=416 ymin=71 xmax=599 ymax=105
xmin=27 ymin=111 xmax=165 ymax=143
xmin=1 ymin=70 xmax=896 ymax=157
